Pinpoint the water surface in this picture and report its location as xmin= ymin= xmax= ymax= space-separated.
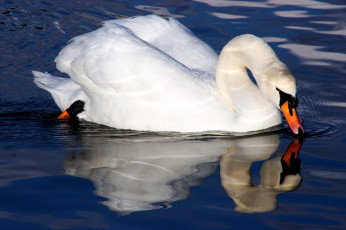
xmin=1 ymin=0 xmax=346 ymax=229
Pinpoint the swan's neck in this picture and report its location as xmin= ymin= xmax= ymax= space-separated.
xmin=216 ymin=34 xmax=283 ymax=115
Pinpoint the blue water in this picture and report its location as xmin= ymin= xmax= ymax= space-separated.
xmin=1 ymin=0 xmax=346 ymax=229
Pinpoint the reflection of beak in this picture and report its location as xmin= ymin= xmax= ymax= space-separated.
xmin=281 ymin=101 xmax=304 ymax=135
xmin=58 ymin=110 xmax=70 ymax=120
xmin=281 ymin=138 xmax=303 ymax=167
xmin=280 ymin=138 xmax=303 ymax=185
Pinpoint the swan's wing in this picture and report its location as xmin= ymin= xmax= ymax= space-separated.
xmin=105 ymin=15 xmax=218 ymax=74
xmin=54 ymin=16 xmax=225 ymax=131
xmin=33 ymin=71 xmax=87 ymax=111
xmin=55 ymin=21 xmax=214 ymax=105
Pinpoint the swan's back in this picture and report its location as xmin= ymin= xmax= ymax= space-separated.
xmin=104 ymin=15 xmax=217 ymax=73
xmin=56 ymin=15 xmax=217 ymax=77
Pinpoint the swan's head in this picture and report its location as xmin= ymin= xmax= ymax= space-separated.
xmin=257 ymin=65 xmax=304 ymax=136
xmin=58 ymin=100 xmax=85 ymax=120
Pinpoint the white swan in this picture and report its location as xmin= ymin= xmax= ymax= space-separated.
xmin=33 ymin=15 xmax=303 ymax=135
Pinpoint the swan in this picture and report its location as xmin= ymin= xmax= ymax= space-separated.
xmin=33 ymin=15 xmax=304 ymax=135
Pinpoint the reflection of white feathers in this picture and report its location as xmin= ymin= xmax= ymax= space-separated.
xmin=63 ymin=136 xmax=227 ymax=214
xmin=62 ymin=131 xmax=297 ymax=214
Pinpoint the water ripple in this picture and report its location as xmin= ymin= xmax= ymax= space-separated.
xmin=273 ymin=10 xmax=313 ymax=18
xmin=279 ymin=43 xmax=346 ymax=64
xmin=193 ymin=0 xmax=346 ymax=10
xmin=310 ymin=170 xmax=346 ymax=180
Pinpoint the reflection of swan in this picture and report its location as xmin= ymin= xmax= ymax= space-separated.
xmin=63 ymin=134 xmax=229 ymax=214
xmin=33 ymin=15 xmax=303 ymax=135
xmin=62 ymin=128 xmax=302 ymax=214
xmin=220 ymin=138 xmax=303 ymax=213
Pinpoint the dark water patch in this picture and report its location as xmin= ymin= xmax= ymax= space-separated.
xmin=302 ymin=121 xmax=340 ymax=139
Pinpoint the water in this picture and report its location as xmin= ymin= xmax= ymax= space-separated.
xmin=1 ymin=0 xmax=346 ymax=229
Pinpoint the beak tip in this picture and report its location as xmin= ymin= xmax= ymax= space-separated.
xmin=294 ymin=127 xmax=305 ymax=142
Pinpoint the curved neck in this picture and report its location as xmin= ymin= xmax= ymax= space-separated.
xmin=216 ymin=34 xmax=282 ymax=114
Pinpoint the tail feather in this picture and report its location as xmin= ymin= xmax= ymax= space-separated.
xmin=33 ymin=71 xmax=85 ymax=111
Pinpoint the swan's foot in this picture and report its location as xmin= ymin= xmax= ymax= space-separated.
xmin=58 ymin=100 xmax=85 ymax=120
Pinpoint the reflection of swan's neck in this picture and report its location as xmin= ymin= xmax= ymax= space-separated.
xmin=216 ymin=34 xmax=283 ymax=113
xmin=220 ymin=136 xmax=303 ymax=213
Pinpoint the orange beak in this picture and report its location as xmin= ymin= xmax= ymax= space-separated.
xmin=58 ymin=110 xmax=70 ymax=120
xmin=281 ymin=101 xmax=304 ymax=135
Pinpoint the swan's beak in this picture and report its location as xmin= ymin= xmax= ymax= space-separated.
xmin=281 ymin=101 xmax=304 ymax=135
xmin=57 ymin=100 xmax=85 ymax=120
xmin=58 ymin=110 xmax=70 ymax=120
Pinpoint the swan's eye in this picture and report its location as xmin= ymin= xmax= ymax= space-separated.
xmin=290 ymin=97 xmax=299 ymax=116
xmin=276 ymin=87 xmax=298 ymax=110
xmin=291 ymin=96 xmax=298 ymax=108
xmin=66 ymin=100 xmax=85 ymax=116
xmin=285 ymin=96 xmax=299 ymax=116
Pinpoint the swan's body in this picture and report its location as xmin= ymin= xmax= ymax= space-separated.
xmin=34 ymin=15 xmax=303 ymax=134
